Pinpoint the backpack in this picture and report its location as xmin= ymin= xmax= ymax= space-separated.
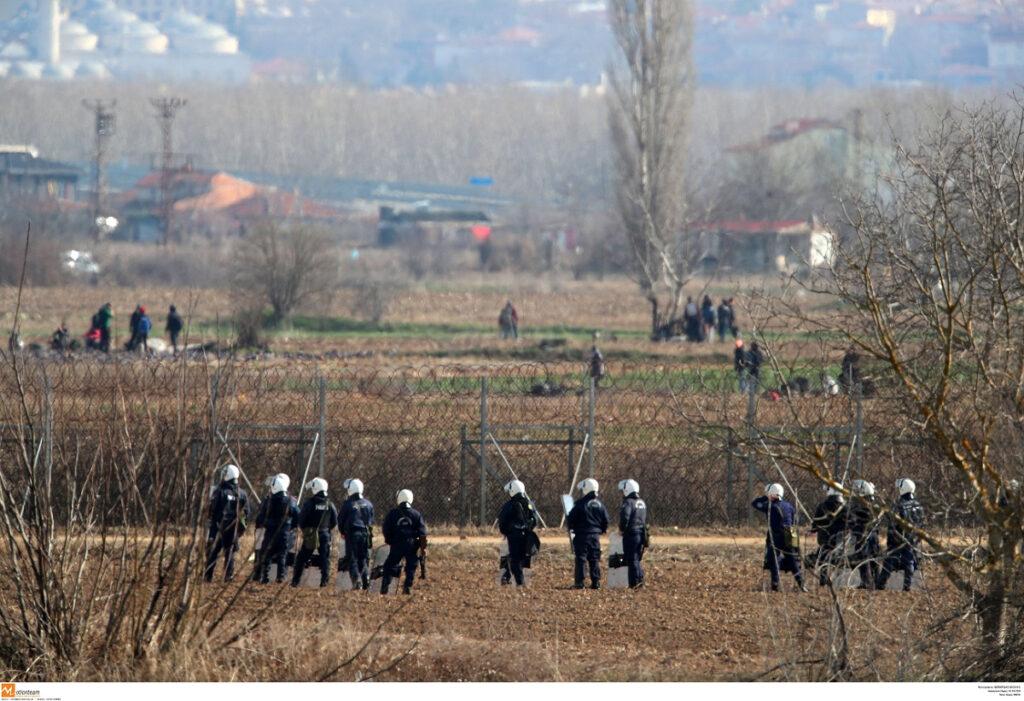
xmin=137 ymin=316 xmax=151 ymax=334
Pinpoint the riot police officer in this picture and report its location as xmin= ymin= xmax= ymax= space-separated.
xmin=498 ymin=479 xmax=537 ymax=587
xmin=292 ymin=478 xmax=338 ymax=588
xmin=876 ymin=478 xmax=925 ymax=591
xmin=618 ymin=479 xmax=648 ymax=589
xmin=256 ymin=473 xmax=300 ymax=584
xmin=205 ymin=464 xmax=251 ymax=583
xmin=567 ymin=478 xmax=610 ymax=589
xmin=752 ymin=483 xmax=808 ymax=592
xmin=339 ymin=478 xmax=375 ymax=590
xmin=810 ymin=483 xmax=847 ymax=587
xmin=848 ymin=479 xmax=881 ymax=589
xmin=380 ymin=489 xmax=427 ymax=595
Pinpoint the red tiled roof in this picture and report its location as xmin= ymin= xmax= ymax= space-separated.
xmin=727 ymin=118 xmax=846 ymax=153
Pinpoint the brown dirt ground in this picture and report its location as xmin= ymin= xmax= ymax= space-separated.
xmin=219 ymin=533 xmax=961 ymax=682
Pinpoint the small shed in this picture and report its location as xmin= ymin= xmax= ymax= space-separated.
xmin=692 ymin=219 xmax=835 ymax=273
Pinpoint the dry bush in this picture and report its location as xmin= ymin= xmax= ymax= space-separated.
xmin=0 ymin=224 xmax=68 ymax=286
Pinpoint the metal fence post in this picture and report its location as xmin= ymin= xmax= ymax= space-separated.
xmin=318 ymin=377 xmax=326 ymax=477
xmin=568 ymin=427 xmax=575 ymax=490
xmin=44 ymin=372 xmax=52 ymax=501
xmin=459 ymin=425 xmax=468 ymax=526
xmin=587 ymin=374 xmax=595 ymax=477
xmin=210 ymin=372 xmax=219 ymax=448
xmin=479 ymin=376 xmax=488 ymax=527
xmin=726 ymin=426 xmax=734 ymax=526
xmin=855 ymin=382 xmax=864 ymax=476
xmin=746 ymin=381 xmax=756 ymax=527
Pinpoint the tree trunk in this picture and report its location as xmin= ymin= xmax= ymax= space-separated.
xmin=649 ymin=295 xmax=659 ymax=336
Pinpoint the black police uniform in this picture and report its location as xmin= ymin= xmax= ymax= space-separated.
xmin=619 ymin=491 xmax=648 ymax=588
xmin=339 ymin=494 xmax=375 ymax=589
xmin=876 ymin=493 xmax=925 ymax=591
xmin=498 ymin=493 xmax=537 ymax=586
xmin=751 ymin=495 xmax=806 ymax=591
xmin=380 ymin=503 xmax=427 ymax=594
xmin=848 ymin=494 xmax=881 ymax=589
xmin=256 ymin=490 xmax=300 ymax=583
xmin=205 ymin=479 xmax=251 ymax=582
xmin=810 ymin=493 xmax=847 ymax=586
xmin=292 ymin=492 xmax=339 ymax=587
xmin=567 ymin=492 xmax=609 ymax=589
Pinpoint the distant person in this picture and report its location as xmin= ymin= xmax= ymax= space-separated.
xmin=498 ymin=479 xmax=537 ymax=587
xmin=51 ymin=322 xmax=70 ymax=355
xmin=566 ymin=478 xmax=609 ymax=589
xmin=618 ymin=479 xmax=648 ymax=589
xmin=134 ymin=307 xmax=152 ymax=355
xmin=747 ymin=341 xmax=764 ymax=391
xmin=127 ymin=304 xmax=143 ymax=351
xmin=339 ymin=478 xmax=375 ymax=590
xmin=588 ymin=341 xmax=605 ymax=388
xmin=380 ymin=489 xmax=428 ymax=595
xmin=205 ymin=464 xmax=251 ymax=583
xmin=849 ymin=479 xmax=881 ymax=590
xmin=810 ymin=484 xmax=847 ymax=587
xmin=97 ymin=303 xmax=113 ymax=353
xmin=751 ymin=483 xmax=808 ymax=592
xmin=876 ymin=478 xmax=925 ymax=591
xmin=683 ymin=296 xmax=701 ymax=342
xmin=256 ymin=474 xmax=300 ymax=584
xmin=498 ymin=300 xmax=519 ymax=340
xmin=166 ymin=305 xmax=184 ymax=354
xmin=716 ymin=298 xmax=734 ymax=343
xmin=291 ymin=478 xmax=338 ymax=588
xmin=840 ymin=347 xmax=861 ymax=393
xmin=701 ymin=295 xmax=717 ymax=343
xmin=734 ymin=339 xmax=749 ymax=393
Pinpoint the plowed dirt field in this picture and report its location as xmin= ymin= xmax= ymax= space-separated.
xmin=222 ymin=533 xmax=959 ymax=682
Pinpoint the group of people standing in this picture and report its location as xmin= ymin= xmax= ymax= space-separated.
xmin=498 ymin=476 xmax=649 ymax=590
xmin=677 ymin=296 xmax=739 ymax=343
xmin=205 ymin=465 xmax=428 ymax=595
xmin=752 ymin=477 xmax=925 ymax=592
xmin=78 ymin=302 xmax=184 ymax=355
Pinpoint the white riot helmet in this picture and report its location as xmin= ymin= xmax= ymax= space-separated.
xmin=505 ymin=479 xmax=525 ymax=497
xmin=578 ymin=478 xmax=599 ymax=496
xmin=765 ymin=483 xmax=784 ymax=499
xmin=308 ymin=477 xmax=328 ymax=495
xmin=347 ymin=478 xmax=364 ymax=496
xmin=270 ymin=474 xmax=289 ymax=494
xmin=619 ymin=479 xmax=640 ymax=496
xmin=396 ymin=489 xmax=414 ymax=506
xmin=825 ymin=483 xmax=844 ymax=501
xmin=853 ymin=479 xmax=875 ymax=497
xmin=897 ymin=478 xmax=916 ymax=496
xmin=221 ymin=464 xmax=239 ymax=483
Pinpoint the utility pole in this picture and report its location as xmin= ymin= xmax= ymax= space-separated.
xmin=82 ymin=99 xmax=116 ymax=241
xmin=149 ymin=96 xmax=186 ymax=246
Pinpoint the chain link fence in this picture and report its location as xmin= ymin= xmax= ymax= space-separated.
xmin=0 ymin=355 xmax=950 ymax=529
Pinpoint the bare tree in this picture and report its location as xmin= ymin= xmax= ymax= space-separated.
xmin=233 ymin=220 xmax=339 ymax=327
xmin=757 ymin=95 xmax=1024 ymax=673
xmin=606 ymin=0 xmax=695 ymax=336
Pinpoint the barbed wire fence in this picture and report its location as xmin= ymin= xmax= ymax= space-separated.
xmin=0 ymin=355 xmax=948 ymax=530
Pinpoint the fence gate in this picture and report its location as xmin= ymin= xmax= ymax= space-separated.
xmin=459 ymin=376 xmax=595 ymax=527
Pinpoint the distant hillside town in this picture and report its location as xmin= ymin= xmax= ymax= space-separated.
xmin=0 ymin=0 xmax=1021 ymax=86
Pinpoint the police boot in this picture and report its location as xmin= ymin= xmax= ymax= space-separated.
xmin=590 ymin=581 xmax=600 ymax=590
xmin=402 ymin=584 xmax=412 ymax=595
xmin=770 ymin=581 xmax=780 ymax=592
xmin=362 ymin=575 xmax=370 ymax=590
xmin=796 ymin=576 xmax=810 ymax=593
xmin=320 ymin=573 xmax=330 ymax=588
xmin=350 ymin=574 xmax=361 ymax=590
